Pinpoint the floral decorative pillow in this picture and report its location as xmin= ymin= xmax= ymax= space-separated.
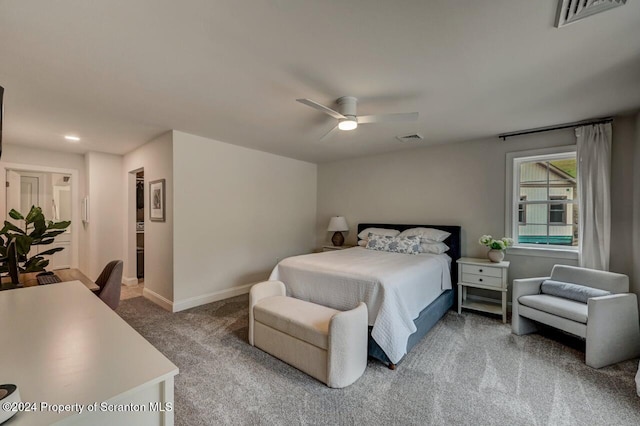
xmin=366 ymin=234 xmax=421 ymax=255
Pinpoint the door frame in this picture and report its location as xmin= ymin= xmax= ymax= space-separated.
xmin=0 ymin=162 xmax=80 ymax=270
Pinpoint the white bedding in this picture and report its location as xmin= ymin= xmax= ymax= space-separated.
xmin=268 ymin=247 xmax=452 ymax=364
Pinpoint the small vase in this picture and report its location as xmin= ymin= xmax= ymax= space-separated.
xmin=487 ymin=249 xmax=505 ymax=263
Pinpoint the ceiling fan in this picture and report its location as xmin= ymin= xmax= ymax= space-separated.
xmin=296 ymin=96 xmax=418 ymax=140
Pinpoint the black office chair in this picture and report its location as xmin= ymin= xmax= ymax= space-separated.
xmin=92 ymin=260 xmax=123 ymax=310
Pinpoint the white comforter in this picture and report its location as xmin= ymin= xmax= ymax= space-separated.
xmin=269 ymin=247 xmax=452 ymax=363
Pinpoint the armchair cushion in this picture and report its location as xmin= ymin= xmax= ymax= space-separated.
xmin=540 ymin=279 xmax=611 ymax=304
xmin=518 ymin=294 xmax=588 ymax=324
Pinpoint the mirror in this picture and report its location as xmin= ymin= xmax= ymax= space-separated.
xmin=6 ymin=170 xmax=72 ymax=226
xmin=5 ymin=168 xmax=73 ymax=270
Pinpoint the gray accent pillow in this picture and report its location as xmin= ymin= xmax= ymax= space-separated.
xmin=540 ymin=279 xmax=611 ymax=304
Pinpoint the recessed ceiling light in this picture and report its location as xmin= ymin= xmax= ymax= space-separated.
xmin=64 ymin=135 xmax=80 ymax=142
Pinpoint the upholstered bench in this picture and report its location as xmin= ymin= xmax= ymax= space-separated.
xmin=249 ymin=280 xmax=368 ymax=388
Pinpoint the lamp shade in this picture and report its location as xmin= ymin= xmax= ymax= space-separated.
xmin=327 ymin=216 xmax=349 ymax=232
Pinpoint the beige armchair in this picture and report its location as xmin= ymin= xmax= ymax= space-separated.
xmin=512 ymin=265 xmax=640 ymax=369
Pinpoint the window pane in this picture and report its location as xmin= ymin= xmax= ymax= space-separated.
xmin=549 ymin=196 xmax=567 ymax=224
xmin=518 ymin=224 xmax=549 ymax=245
xmin=518 ymin=223 xmax=576 ymax=246
xmin=550 ymin=186 xmax=576 ymax=201
xmin=549 ymin=224 xmax=574 ymax=246
xmin=519 ymin=162 xmax=549 ymax=201
xmin=518 ymin=196 xmax=526 ymax=224
xmin=549 ymin=159 xmax=577 ymax=179
xmin=522 ymin=203 xmax=548 ymax=226
xmin=514 ymin=153 xmax=578 ymax=248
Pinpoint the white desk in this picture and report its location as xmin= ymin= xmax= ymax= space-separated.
xmin=0 ymin=281 xmax=178 ymax=425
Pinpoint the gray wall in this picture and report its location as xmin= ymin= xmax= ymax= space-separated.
xmin=316 ymin=114 xmax=639 ymax=301
xmin=609 ymin=115 xmax=637 ymax=286
xmin=172 ymin=131 xmax=317 ymax=310
xmin=634 ymin=112 xmax=640 ymax=300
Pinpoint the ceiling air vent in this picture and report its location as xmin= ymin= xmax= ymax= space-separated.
xmin=555 ymin=0 xmax=627 ymax=28
xmin=396 ymin=133 xmax=424 ymax=143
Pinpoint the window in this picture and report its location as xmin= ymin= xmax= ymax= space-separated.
xmin=518 ymin=196 xmax=527 ymax=224
xmin=549 ymin=196 xmax=567 ymax=224
xmin=507 ymin=147 xmax=578 ymax=250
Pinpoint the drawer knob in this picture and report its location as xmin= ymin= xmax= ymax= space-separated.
xmin=479 ymin=278 xmax=483 ymax=282
xmin=479 ymin=269 xmax=483 ymax=273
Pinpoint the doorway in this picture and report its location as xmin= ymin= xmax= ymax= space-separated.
xmin=4 ymin=166 xmax=77 ymax=270
xmin=121 ymin=168 xmax=145 ymax=300
xmin=136 ymin=170 xmax=144 ymax=281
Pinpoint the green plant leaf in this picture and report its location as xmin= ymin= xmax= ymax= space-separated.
xmin=37 ymin=247 xmax=65 ymax=256
xmin=34 ymin=238 xmax=55 ymax=246
xmin=8 ymin=209 xmax=24 ymax=220
xmin=23 ymin=256 xmax=49 ymax=273
xmin=0 ymin=221 xmax=26 ymax=235
xmin=25 ymin=206 xmax=43 ymax=224
xmin=48 ymin=221 xmax=71 ymax=230
xmin=41 ymin=230 xmax=67 ymax=239
xmin=14 ymin=235 xmax=34 ymax=256
xmin=28 ymin=217 xmax=48 ymax=239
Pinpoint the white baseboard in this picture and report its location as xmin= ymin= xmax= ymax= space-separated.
xmin=122 ymin=276 xmax=139 ymax=287
xmin=172 ymin=283 xmax=254 ymax=313
xmin=143 ymin=287 xmax=173 ymax=312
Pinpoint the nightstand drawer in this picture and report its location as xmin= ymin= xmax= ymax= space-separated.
xmin=461 ymin=264 xmax=502 ymax=278
xmin=461 ymin=273 xmax=502 ymax=288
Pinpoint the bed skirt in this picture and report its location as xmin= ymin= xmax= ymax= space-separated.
xmin=367 ymin=289 xmax=454 ymax=367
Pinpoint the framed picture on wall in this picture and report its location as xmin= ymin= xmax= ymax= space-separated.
xmin=149 ymin=179 xmax=166 ymax=222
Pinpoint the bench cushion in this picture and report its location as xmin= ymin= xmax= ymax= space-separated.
xmin=518 ymin=294 xmax=588 ymax=324
xmin=253 ymin=296 xmax=339 ymax=350
xmin=540 ymin=279 xmax=610 ymax=303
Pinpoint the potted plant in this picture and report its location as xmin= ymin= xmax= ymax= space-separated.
xmin=0 ymin=206 xmax=71 ymax=279
xmin=479 ymin=235 xmax=514 ymax=263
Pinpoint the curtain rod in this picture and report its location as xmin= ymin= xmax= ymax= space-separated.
xmin=498 ymin=117 xmax=613 ymax=141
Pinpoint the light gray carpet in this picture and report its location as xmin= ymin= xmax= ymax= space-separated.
xmin=117 ymin=295 xmax=640 ymax=425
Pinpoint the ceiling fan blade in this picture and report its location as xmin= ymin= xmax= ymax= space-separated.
xmin=319 ymin=124 xmax=339 ymax=141
xmin=296 ymin=98 xmax=346 ymax=120
xmin=357 ymin=112 xmax=419 ymax=124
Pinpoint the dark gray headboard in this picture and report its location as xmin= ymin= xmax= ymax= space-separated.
xmin=357 ymin=223 xmax=461 ymax=285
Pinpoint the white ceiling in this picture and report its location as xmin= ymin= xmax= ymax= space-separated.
xmin=1 ymin=0 xmax=639 ymax=163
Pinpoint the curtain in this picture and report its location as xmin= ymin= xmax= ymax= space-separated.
xmin=576 ymin=123 xmax=612 ymax=271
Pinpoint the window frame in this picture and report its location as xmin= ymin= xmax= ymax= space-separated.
xmin=505 ymin=145 xmax=579 ymax=259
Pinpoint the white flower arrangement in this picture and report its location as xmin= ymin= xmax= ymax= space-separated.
xmin=479 ymin=235 xmax=514 ymax=251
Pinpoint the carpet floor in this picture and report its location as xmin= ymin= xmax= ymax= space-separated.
xmin=116 ymin=295 xmax=640 ymax=425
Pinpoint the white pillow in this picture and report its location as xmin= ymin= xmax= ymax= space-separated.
xmin=357 ymin=227 xmax=400 ymax=240
xmin=398 ymin=227 xmax=451 ymax=243
xmin=420 ymin=242 xmax=449 ymax=254
xmin=358 ymin=240 xmax=367 ymax=247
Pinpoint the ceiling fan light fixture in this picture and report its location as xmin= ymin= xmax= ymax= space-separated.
xmin=338 ymin=117 xmax=358 ymax=131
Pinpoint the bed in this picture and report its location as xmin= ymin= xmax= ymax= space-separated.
xmin=269 ymin=223 xmax=461 ymax=368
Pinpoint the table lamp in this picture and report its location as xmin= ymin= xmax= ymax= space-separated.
xmin=327 ymin=216 xmax=349 ymax=246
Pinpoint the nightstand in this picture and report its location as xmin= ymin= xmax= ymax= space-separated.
xmin=456 ymin=257 xmax=510 ymax=323
xmin=322 ymin=245 xmax=355 ymax=252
